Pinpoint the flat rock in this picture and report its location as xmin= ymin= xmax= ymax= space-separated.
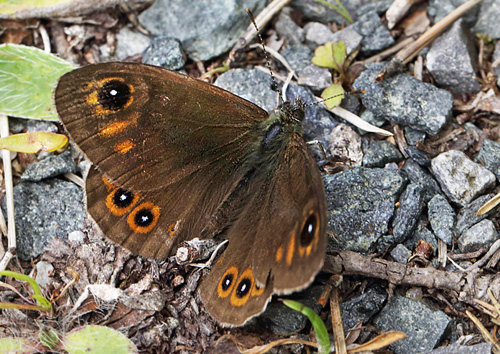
xmin=431 ymin=150 xmax=496 ymax=206
xmin=373 ymin=296 xmax=452 ymax=354
xmin=477 ymin=139 xmax=500 ymax=181
xmin=426 ymin=19 xmax=480 ymax=94
xmin=21 ymin=151 xmax=77 ymax=182
xmin=353 ymin=63 xmax=452 ymax=136
xmin=138 ymin=0 xmax=266 ymax=61
xmin=392 ymin=183 xmax=425 ymax=243
xmin=324 ymin=167 xmax=407 ymax=253
xmin=458 ymin=219 xmax=498 ymax=253
xmin=428 ymin=194 xmax=455 ymax=245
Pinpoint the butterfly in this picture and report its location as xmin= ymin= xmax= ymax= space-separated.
xmin=54 ymin=62 xmax=327 ymax=326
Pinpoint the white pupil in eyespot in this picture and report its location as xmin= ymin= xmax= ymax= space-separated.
xmin=308 ymin=223 xmax=313 ymax=233
xmin=110 ymin=89 xmax=117 ymax=96
xmin=240 ymin=283 xmax=247 ymax=292
xmin=119 ymin=194 xmax=127 ymax=201
xmin=141 ymin=215 xmax=149 ymax=222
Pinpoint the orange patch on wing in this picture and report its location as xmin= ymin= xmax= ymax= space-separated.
xmin=100 ymin=119 xmax=134 ymax=137
xmin=101 ymin=176 xmax=116 ymax=191
xmin=217 ymin=266 xmax=238 ymax=299
xmin=127 ymin=201 xmax=160 ymax=234
xmin=105 ymin=188 xmax=139 ymax=217
xmin=230 ymin=268 xmax=253 ymax=307
xmin=286 ymin=232 xmax=295 ymax=266
xmin=167 ymin=221 xmax=181 ymax=236
xmin=86 ymin=91 xmax=98 ymax=105
xmin=251 ymin=283 xmax=265 ymax=297
xmin=114 ymin=140 xmax=134 ymax=154
xmin=275 ymin=245 xmax=284 ymax=263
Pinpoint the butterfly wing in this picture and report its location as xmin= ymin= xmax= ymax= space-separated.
xmin=55 ymin=63 xmax=269 ymax=258
xmin=55 ymin=62 xmax=267 ymax=192
xmin=200 ymin=135 xmax=327 ymax=326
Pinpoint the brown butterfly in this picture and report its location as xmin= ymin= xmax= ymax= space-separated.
xmin=54 ymin=62 xmax=327 ymax=326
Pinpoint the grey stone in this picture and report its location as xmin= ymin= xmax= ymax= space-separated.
xmin=351 ymin=11 xmax=395 ymax=55
xmin=297 ymin=64 xmax=332 ymax=90
xmin=426 ymin=20 xmax=480 ymax=94
xmin=401 ymin=159 xmax=442 ymax=203
xmin=391 ymin=244 xmax=412 ymax=263
xmin=422 ymin=342 xmax=491 ymax=354
xmin=357 ymin=110 xmax=387 ymax=135
xmin=353 ymin=63 xmax=452 ymax=136
xmin=473 ymin=0 xmax=500 ymax=39
xmin=404 ymin=127 xmax=426 ymax=146
xmin=142 ymin=37 xmax=185 ymax=70
xmin=362 ymin=140 xmax=403 ymax=167
xmin=34 ymin=261 xmax=54 ymax=290
xmin=4 ymin=179 xmax=85 ymax=260
xmin=21 ymin=151 xmax=77 ymax=182
xmin=257 ymin=285 xmax=323 ymax=334
xmin=275 ymin=7 xmax=304 ymax=45
xmin=431 ymin=150 xmax=496 ymax=206
xmin=115 ymin=26 xmax=150 ymax=61
xmin=281 ymin=44 xmax=314 ymax=76
xmin=26 ymin=120 xmax=57 ymax=133
xmin=404 ymin=146 xmax=432 ymax=167
xmin=304 ymin=22 xmax=362 ymax=56
xmin=477 ymin=139 xmax=500 ymax=181
xmin=456 ymin=194 xmax=495 ymax=236
xmin=324 ymin=167 xmax=407 ymax=253
xmin=458 ymin=219 xmax=498 ymax=253
xmin=328 ymin=124 xmax=363 ymax=166
xmin=354 ymin=0 xmax=392 ymax=17
xmin=405 ymin=227 xmax=438 ymax=256
xmin=373 ymin=296 xmax=452 ymax=354
xmin=138 ymin=0 xmax=266 ymax=61
xmin=428 ymin=0 xmax=480 ymax=26
xmin=428 ymin=194 xmax=456 ymax=245
xmin=392 ymin=183 xmax=426 ymax=243
xmin=340 ymin=286 xmax=387 ymax=329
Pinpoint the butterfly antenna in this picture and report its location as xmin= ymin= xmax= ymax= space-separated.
xmin=303 ymin=90 xmax=366 ymax=108
xmin=246 ymin=8 xmax=283 ymax=104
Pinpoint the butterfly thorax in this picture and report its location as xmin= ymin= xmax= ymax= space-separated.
xmin=259 ymin=100 xmax=305 ymax=154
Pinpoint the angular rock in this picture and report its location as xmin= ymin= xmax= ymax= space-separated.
xmin=297 ymin=64 xmax=332 ymax=90
xmin=473 ymin=0 xmax=500 ymax=39
xmin=304 ymin=22 xmax=362 ymax=56
xmin=340 ymin=286 xmax=387 ymax=329
xmin=373 ymin=296 xmax=452 ymax=354
xmin=431 ymin=150 xmax=496 ymax=206
xmin=422 ymin=342 xmax=492 ymax=354
xmin=458 ymin=219 xmax=498 ymax=253
xmin=353 ymin=63 xmax=452 ymax=135
xmin=428 ymin=0 xmax=480 ymax=26
xmin=328 ymin=124 xmax=363 ymax=166
xmin=404 ymin=146 xmax=432 ymax=167
xmin=477 ymin=139 xmax=500 ymax=181
xmin=391 ymin=244 xmax=412 ymax=263
xmin=138 ymin=0 xmax=266 ymax=61
xmin=426 ymin=20 xmax=480 ymax=94
xmin=392 ymin=183 xmax=426 ymax=243
xmin=115 ymin=26 xmax=150 ymax=60
xmin=401 ymin=159 xmax=442 ymax=202
xmin=324 ymin=167 xmax=407 ymax=253
xmin=404 ymin=127 xmax=426 ymax=146
xmin=362 ymin=140 xmax=403 ymax=168
xmin=280 ymin=44 xmax=314 ymax=76
xmin=357 ymin=110 xmax=387 ymax=135
xmin=275 ymin=7 xmax=305 ymax=45
xmin=351 ymin=11 xmax=394 ymax=55
xmin=21 ymin=151 xmax=77 ymax=182
xmin=494 ymin=42 xmax=500 ymax=87
xmin=456 ymin=194 xmax=495 ymax=236
xmin=428 ymin=194 xmax=456 ymax=244
xmin=3 ymin=179 xmax=85 ymax=260
xmin=142 ymin=37 xmax=186 ymax=70
xmin=405 ymin=227 xmax=438 ymax=256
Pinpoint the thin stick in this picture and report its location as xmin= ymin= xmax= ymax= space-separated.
xmin=0 ymin=114 xmax=15 ymax=271
xmin=396 ymin=0 xmax=483 ymax=63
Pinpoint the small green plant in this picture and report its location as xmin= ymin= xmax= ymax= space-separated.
xmin=314 ymin=0 xmax=353 ymax=24
xmin=312 ymin=41 xmax=348 ymax=110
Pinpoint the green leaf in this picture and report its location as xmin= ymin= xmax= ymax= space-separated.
xmin=0 ymin=44 xmax=73 ymax=121
xmin=0 ymin=338 xmax=36 ymax=354
xmin=321 ymin=84 xmax=345 ymax=109
xmin=0 ymin=132 xmax=68 ymax=153
xmin=63 ymin=325 xmax=138 ymax=354
xmin=313 ymin=0 xmax=353 ymax=23
xmin=312 ymin=41 xmax=346 ymax=72
xmin=282 ymin=299 xmax=330 ymax=354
